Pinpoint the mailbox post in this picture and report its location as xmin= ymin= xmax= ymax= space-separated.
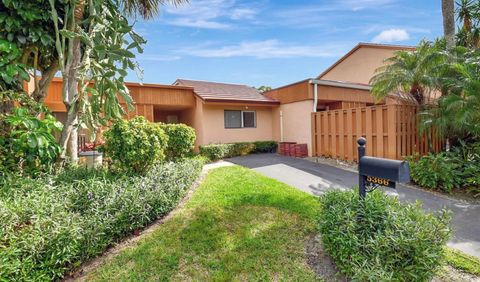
xmin=357 ymin=137 xmax=367 ymax=199
xmin=357 ymin=138 xmax=411 ymax=199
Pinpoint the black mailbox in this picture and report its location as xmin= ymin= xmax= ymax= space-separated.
xmin=359 ymin=156 xmax=410 ymax=183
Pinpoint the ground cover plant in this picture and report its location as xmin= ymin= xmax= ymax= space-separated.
xmin=0 ymin=157 xmax=204 ymax=281
xmin=318 ymin=189 xmax=452 ymax=281
xmin=83 ymin=165 xmax=322 ymax=281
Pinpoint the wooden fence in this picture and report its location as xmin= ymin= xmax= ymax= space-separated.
xmin=311 ymin=104 xmax=443 ymax=162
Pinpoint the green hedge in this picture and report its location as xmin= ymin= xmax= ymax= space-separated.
xmin=199 ymin=141 xmax=277 ymax=160
xmin=318 ymin=190 xmax=451 ymax=281
xmin=0 ymin=158 xmax=205 ymax=281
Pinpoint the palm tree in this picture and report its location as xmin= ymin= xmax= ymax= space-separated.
xmin=369 ymin=41 xmax=442 ymax=107
xmin=443 ymin=0 xmax=456 ymax=48
xmin=456 ymin=0 xmax=480 ymax=48
xmin=423 ymin=47 xmax=480 ymax=139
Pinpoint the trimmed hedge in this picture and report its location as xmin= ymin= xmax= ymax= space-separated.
xmin=199 ymin=141 xmax=277 ymax=160
xmin=160 ymin=123 xmax=196 ymax=160
xmin=0 ymin=158 xmax=205 ymax=281
xmin=318 ymin=189 xmax=451 ymax=281
xmin=103 ymin=117 xmax=168 ymax=173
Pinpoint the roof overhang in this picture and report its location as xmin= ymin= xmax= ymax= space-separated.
xmin=309 ymin=79 xmax=372 ymax=91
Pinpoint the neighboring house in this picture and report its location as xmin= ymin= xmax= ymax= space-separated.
xmin=264 ymin=42 xmax=417 ymax=156
xmin=41 ymin=42 xmax=431 ymax=159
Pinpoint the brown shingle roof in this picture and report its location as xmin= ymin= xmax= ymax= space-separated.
xmin=174 ymin=79 xmax=279 ymax=105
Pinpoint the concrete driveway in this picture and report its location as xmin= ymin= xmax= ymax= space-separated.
xmin=227 ymin=153 xmax=480 ymax=259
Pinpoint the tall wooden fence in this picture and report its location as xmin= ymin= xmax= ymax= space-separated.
xmin=311 ymin=104 xmax=443 ymax=162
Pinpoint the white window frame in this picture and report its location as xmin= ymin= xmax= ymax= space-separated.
xmin=224 ymin=110 xmax=256 ymax=129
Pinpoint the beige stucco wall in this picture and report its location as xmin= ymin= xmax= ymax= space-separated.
xmin=274 ymin=100 xmax=314 ymax=156
xmin=200 ymin=104 xmax=275 ymax=144
xmin=320 ymin=47 xmax=399 ymax=84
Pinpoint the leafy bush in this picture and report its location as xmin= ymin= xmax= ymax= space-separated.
xmin=199 ymin=143 xmax=233 ymax=161
xmin=407 ymin=152 xmax=461 ymax=192
xmin=0 ymin=107 xmax=62 ymax=175
xmin=199 ymin=142 xmax=256 ymax=160
xmin=199 ymin=141 xmax=279 ymax=160
xmin=253 ymin=141 xmax=277 ymax=153
xmin=407 ymin=142 xmax=480 ymax=193
xmin=318 ymin=189 xmax=451 ymax=282
xmin=160 ymin=123 xmax=196 ymax=160
xmin=0 ymin=157 xmax=205 ymax=281
xmin=230 ymin=142 xmax=255 ymax=157
xmin=103 ymin=116 xmax=168 ymax=173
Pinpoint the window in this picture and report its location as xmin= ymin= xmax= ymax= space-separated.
xmin=224 ymin=110 xmax=256 ymax=128
xmin=242 ymin=111 xmax=256 ymax=128
xmin=224 ymin=110 xmax=242 ymax=128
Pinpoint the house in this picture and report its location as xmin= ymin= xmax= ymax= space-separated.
xmin=264 ymin=42 xmax=418 ymax=158
xmin=42 ymin=78 xmax=279 ymax=149
xmin=42 ymin=42 xmax=437 ymax=160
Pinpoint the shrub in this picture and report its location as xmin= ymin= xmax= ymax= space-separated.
xmin=229 ymin=142 xmax=255 ymax=157
xmin=199 ymin=143 xmax=233 ymax=161
xmin=199 ymin=142 xmax=256 ymax=160
xmin=0 ymin=108 xmax=62 ymax=175
xmin=160 ymin=123 xmax=196 ymax=160
xmin=407 ymin=153 xmax=461 ymax=192
xmin=318 ymin=189 xmax=451 ymax=281
xmin=103 ymin=116 xmax=168 ymax=173
xmin=0 ymin=157 xmax=205 ymax=281
xmin=253 ymin=141 xmax=277 ymax=153
xmin=407 ymin=142 xmax=480 ymax=193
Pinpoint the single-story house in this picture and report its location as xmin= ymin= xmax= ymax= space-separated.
xmin=41 ymin=42 xmax=434 ymax=159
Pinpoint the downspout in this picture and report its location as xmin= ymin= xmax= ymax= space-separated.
xmin=280 ymin=110 xmax=284 ymax=142
xmin=310 ymin=79 xmax=318 ymax=112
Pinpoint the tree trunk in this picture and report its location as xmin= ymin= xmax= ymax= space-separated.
xmin=442 ymin=0 xmax=456 ymax=49
xmin=58 ymin=37 xmax=82 ymax=164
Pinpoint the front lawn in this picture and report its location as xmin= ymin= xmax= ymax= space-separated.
xmin=85 ymin=165 xmax=321 ymax=281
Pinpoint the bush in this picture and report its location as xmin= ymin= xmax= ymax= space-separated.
xmin=407 ymin=142 xmax=480 ymax=193
xmin=230 ymin=142 xmax=255 ymax=157
xmin=407 ymin=153 xmax=461 ymax=192
xmin=0 ymin=108 xmax=62 ymax=175
xmin=199 ymin=143 xmax=232 ymax=161
xmin=160 ymin=123 xmax=196 ymax=160
xmin=0 ymin=157 xmax=205 ymax=281
xmin=318 ymin=189 xmax=451 ymax=281
xmin=103 ymin=117 xmax=168 ymax=173
xmin=199 ymin=140 xmax=277 ymax=161
xmin=253 ymin=141 xmax=277 ymax=153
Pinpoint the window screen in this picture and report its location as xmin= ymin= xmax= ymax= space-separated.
xmin=224 ymin=110 xmax=242 ymax=128
xmin=242 ymin=111 xmax=256 ymax=128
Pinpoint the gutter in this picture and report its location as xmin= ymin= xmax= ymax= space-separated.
xmin=309 ymin=79 xmax=372 ymax=112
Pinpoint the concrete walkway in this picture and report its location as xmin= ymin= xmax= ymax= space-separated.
xmin=227 ymin=153 xmax=480 ymax=259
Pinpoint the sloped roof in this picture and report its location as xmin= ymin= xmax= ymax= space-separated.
xmin=317 ymin=42 xmax=415 ymax=79
xmin=174 ymin=79 xmax=279 ymax=105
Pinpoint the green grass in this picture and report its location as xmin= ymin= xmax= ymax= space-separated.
xmin=86 ymin=165 xmax=322 ymax=281
xmin=445 ymin=247 xmax=480 ymax=276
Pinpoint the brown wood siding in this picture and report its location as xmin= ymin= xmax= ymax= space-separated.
xmin=317 ymin=85 xmax=375 ymax=103
xmin=264 ymin=80 xmax=312 ymax=103
xmin=311 ymin=104 xmax=443 ymax=162
xmin=44 ymin=80 xmax=195 ymax=123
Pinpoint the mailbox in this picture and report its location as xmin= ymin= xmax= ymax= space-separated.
xmin=359 ymin=156 xmax=410 ymax=184
xmin=356 ymin=137 xmax=411 ymax=198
